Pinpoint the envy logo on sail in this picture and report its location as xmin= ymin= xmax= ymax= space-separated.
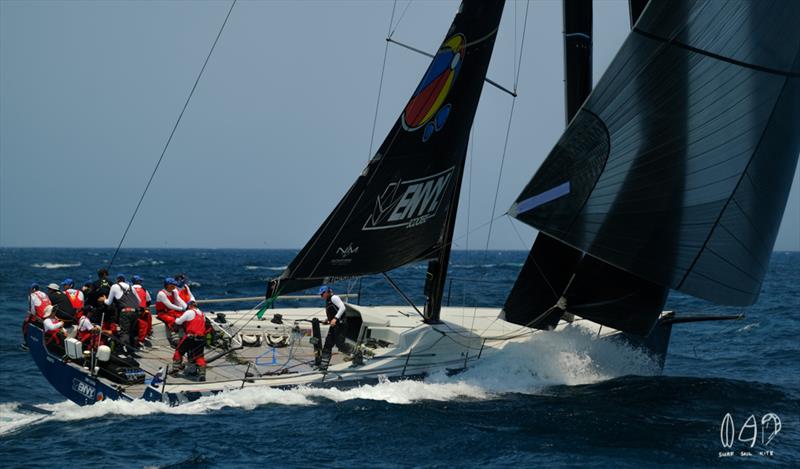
xmin=363 ymin=167 xmax=454 ymax=231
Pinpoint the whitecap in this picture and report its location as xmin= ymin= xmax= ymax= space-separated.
xmin=244 ymin=265 xmax=287 ymax=271
xmin=31 ymin=262 xmax=81 ymax=269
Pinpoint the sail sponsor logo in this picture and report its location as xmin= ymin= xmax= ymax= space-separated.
xmin=363 ymin=167 xmax=454 ymax=231
xmin=401 ymin=34 xmax=465 ymax=142
xmin=331 ymin=243 xmax=359 ymax=266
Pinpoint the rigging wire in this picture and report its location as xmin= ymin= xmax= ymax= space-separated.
xmin=366 ymin=0 xmax=398 ymax=162
xmin=108 ymin=0 xmax=237 ymax=269
xmin=480 ymin=0 xmax=530 ymax=263
xmin=390 ymin=0 xmax=414 ymax=37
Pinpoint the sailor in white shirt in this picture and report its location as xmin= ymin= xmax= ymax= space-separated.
xmin=318 ymin=286 xmax=349 ymax=370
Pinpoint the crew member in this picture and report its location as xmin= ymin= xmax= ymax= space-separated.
xmin=100 ymin=274 xmax=141 ymax=354
xmin=42 ymin=306 xmax=66 ymax=352
xmin=47 ymin=283 xmax=76 ymax=326
xmin=174 ymin=273 xmax=195 ymax=304
xmin=76 ymin=311 xmax=101 ymax=348
xmin=62 ymin=278 xmax=85 ymax=319
xmin=155 ymin=277 xmax=186 ymax=326
xmin=171 ymin=300 xmax=207 ymax=381
xmin=155 ymin=277 xmax=187 ymax=345
xmin=22 ymin=283 xmax=51 ymax=348
xmin=131 ymin=275 xmax=153 ymax=346
xmin=319 ymin=285 xmax=348 ymax=370
xmin=88 ymin=268 xmax=112 ymax=306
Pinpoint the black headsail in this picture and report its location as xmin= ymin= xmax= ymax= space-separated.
xmin=508 ymin=0 xmax=800 ymax=333
xmin=269 ymin=1 xmax=505 ymax=299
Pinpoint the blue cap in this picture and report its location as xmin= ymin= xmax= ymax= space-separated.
xmin=132 ymin=275 xmax=143 ymax=283
xmin=318 ymin=285 xmax=331 ymax=295
xmin=116 ymin=273 xmax=126 ymax=281
xmin=164 ymin=277 xmax=178 ymax=286
xmin=61 ymin=278 xmax=74 ymax=287
xmin=30 ymin=282 xmax=39 ymax=289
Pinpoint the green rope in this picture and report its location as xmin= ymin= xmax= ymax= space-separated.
xmin=256 ymin=287 xmax=281 ymax=319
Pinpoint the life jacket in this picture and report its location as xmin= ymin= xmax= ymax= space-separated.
xmin=132 ymin=284 xmax=148 ymax=308
xmin=184 ymin=308 xmax=206 ymax=336
xmin=65 ymin=288 xmax=84 ymax=309
xmin=114 ymin=282 xmax=140 ymax=310
xmin=178 ymin=286 xmax=192 ymax=303
xmin=31 ymin=291 xmax=52 ymax=318
xmin=155 ymin=289 xmax=180 ymax=315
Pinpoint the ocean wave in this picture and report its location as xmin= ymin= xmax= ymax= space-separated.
xmin=244 ymin=265 xmax=287 ymax=271
xmin=117 ymin=259 xmax=165 ymax=267
xmin=31 ymin=262 xmax=81 ymax=269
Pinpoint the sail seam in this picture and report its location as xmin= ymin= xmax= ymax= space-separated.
xmin=632 ymin=28 xmax=800 ymax=78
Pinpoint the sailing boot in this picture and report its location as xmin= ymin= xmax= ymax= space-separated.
xmin=170 ymin=360 xmax=184 ymax=376
xmin=197 ymin=366 xmax=206 ymax=382
xmin=318 ymin=350 xmax=332 ymax=371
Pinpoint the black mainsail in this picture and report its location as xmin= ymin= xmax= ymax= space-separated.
xmin=508 ymin=0 xmax=800 ymax=333
xmin=270 ymin=1 xmax=505 ymax=304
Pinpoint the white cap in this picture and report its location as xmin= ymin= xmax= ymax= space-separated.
xmin=47 ymin=283 xmax=60 ymax=291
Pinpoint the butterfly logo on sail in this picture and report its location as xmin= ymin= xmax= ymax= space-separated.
xmin=363 ymin=167 xmax=454 ymax=231
xmin=401 ymin=34 xmax=465 ymax=142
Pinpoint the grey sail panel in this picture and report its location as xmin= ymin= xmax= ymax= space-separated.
xmin=273 ymin=1 xmax=505 ymax=295
xmin=510 ymin=0 xmax=800 ymax=307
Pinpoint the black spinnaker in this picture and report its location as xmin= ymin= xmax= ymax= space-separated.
xmin=270 ymin=0 xmax=505 ymax=297
xmin=507 ymin=0 xmax=800 ymax=335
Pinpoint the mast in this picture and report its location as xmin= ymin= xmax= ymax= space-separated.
xmin=563 ymin=0 xmax=592 ymax=124
xmin=423 ymin=162 xmax=465 ymax=324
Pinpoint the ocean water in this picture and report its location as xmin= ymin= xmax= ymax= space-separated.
xmin=0 ymin=248 xmax=798 ymax=467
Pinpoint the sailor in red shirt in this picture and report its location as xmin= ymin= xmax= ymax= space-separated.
xmin=42 ymin=306 xmax=67 ymax=352
xmin=62 ymin=278 xmax=85 ymax=319
xmin=155 ymin=278 xmax=186 ymax=325
xmin=77 ymin=311 xmax=101 ymax=348
xmin=171 ymin=300 xmax=207 ymax=381
xmin=174 ymin=273 xmax=195 ymax=304
xmin=22 ymin=282 xmax=51 ymax=349
xmin=155 ymin=277 xmax=186 ymax=346
xmin=131 ymin=275 xmax=153 ymax=346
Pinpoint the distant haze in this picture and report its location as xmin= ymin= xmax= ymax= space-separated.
xmin=1 ymin=1 xmax=798 ymax=251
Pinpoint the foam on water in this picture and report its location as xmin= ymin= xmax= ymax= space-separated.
xmin=0 ymin=324 xmax=658 ymax=436
xmin=30 ymin=262 xmax=81 ymax=269
xmin=443 ymin=324 xmax=661 ymax=393
xmin=244 ymin=265 xmax=288 ymax=271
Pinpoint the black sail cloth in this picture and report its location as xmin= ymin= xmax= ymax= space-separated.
xmin=510 ymin=1 xmax=800 ymax=315
xmin=271 ymin=1 xmax=505 ymax=295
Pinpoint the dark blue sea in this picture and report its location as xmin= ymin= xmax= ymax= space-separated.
xmin=0 ymin=248 xmax=798 ymax=467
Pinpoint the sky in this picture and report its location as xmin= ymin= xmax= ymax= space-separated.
xmin=1 ymin=0 xmax=798 ymax=251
